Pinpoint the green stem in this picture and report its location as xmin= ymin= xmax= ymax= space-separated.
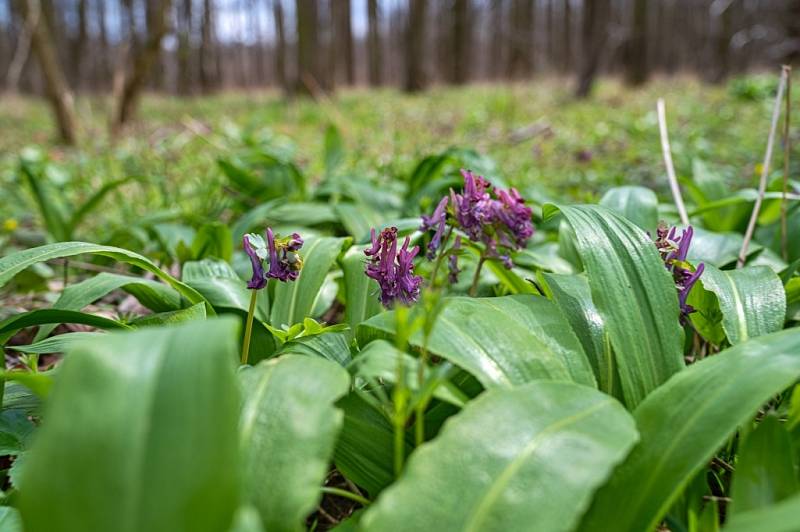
xmin=320 ymin=486 xmax=371 ymax=507
xmin=240 ymin=289 xmax=258 ymax=365
xmin=469 ymin=256 xmax=486 ymax=297
xmin=429 ymin=226 xmax=453 ymax=287
xmin=393 ymin=413 xmax=405 ymax=475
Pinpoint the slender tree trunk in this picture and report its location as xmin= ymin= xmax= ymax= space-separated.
xmin=575 ymin=0 xmax=610 ymax=98
xmin=96 ymin=0 xmax=110 ymax=89
xmin=367 ymin=0 xmax=381 ymax=85
xmin=624 ymin=0 xmax=648 ymax=85
xmin=273 ymin=0 xmax=287 ymax=93
xmin=112 ymin=0 xmax=172 ymax=130
xmin=334 ymin=0 xmax=354 ymax=84
xmin=295 ymin=0 xmax=320 ymax=95
xmin=450 ymin=0 xmax=469 ymax=84
xmin=404 ymin=0 xmax=426 ymax=92
xmin=489 ymin=0 xmax=504 ymax=79
xmin=177 ymin=0 xmax=192 ymax=94
xmin=707 ymin=0 xmax=734 ymax=83
xmin=562 ymin=0 xmax=571 ymax=73
xmin=69 ymin=0 xmax=87 ymax=90
xmin=6 ymin=0 xmax=38 ymax=93
xmin=784 ymin=0 xmax=799 ymax=65
xmin=506 ymin=0 xmax=533 ymax=79
xmin=26 ymin=0 xmax=78 ymax=144
xmin=199 ymin=0 xmax=216 ymax=92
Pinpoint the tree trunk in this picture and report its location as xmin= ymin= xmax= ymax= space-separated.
xmin=450 ymin=0 xmax=469 ymax=84
xmin=783 ymin=0 xmax=799 ymax=65
xmin=6 ymin=0 xmax=38 ymax=93
xmin=96 ymin=0 xmax=110 ymax=88
xmin=273 ymin=0 xmax=287 ymax=93
xmin=706 ymin=0 xmax=734 ymax=83
xmin=575 ymin=0 xmax=609 ymax=98
xmin=70 ymin=0 xmax=87 ymax=89
xmin=112 ymin=0 xmax=172 ymax=130
xmin=199 ymin=0 xmax=216 ymax=92
xmin=404 ymin=0 xmax=426 ymax=92
xmin=177 ymin=0 xmax=192 ymax=94
xmin=367 ymin=0 xmax=381 ymax=85
xmin=26 ymin=0 xmax=78 ymax=144
xmin=624 ymin=0 xmax=648 ymax=86
xmin=489 ymin=0 xmax=504 ymax=79
xmin=506 ymin=0 xmax=533 ymax=79
xmin=295 ymin=0 xmax=320 ymax=95
xmin=562 ymin=0 xmax=571 ymax=73
xmin=334 ymin=0 xmax=354 ymax=84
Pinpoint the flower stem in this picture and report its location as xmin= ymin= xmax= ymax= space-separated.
xmin=240 ymin=289 xmax=258 ymax=365
xmin=320 ymin=486 xmax=371 ymax=507
xmin=469 ymin=255 xmax=486 ymax=297
xmin=429 ymin=226 xmax=453 ymax=287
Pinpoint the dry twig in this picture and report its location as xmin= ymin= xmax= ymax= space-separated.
xmin=657 ymin=98 xmax=690 ymax=226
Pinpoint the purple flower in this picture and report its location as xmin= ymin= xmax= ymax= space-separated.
xmin=494 ymin=187 xmax=534 ymax=249
xmin=243 ymin=233 xmax=268 ymax=289
xmin=266 ymin=228 xmax=304 ymax=281
xmin=654 ymin=223 xmax=704 ymax=319
xmin=243 ymin=229 xmax=304 ymax=288
xmin=420 ymin=196 xmax=449 ymax=259
xmin=365 ymin=227 xmax=423 ymax=308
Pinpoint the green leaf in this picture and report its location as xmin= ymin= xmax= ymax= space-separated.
xmin=130 ymin=302 xmax=207 ymax=326
xmin=724 ymin=493 xmax=800 ymax=532
xmin=20 ymin=159 xmax=69 ymax=241
xmin=357 ymin=295 xmax=596 ymax=389
xmin=730 ymin=415 xmax=799 ymax=515
xmin=544 ymin=204 xmax=684 ymax=408
xmin=68 ymin=175 xmax=138 ymax=235
xmin=688 ymin=228 xmax=762 ymax=268
xmin=580 ymin=328 xmax=800 ymax=532
xmin=0 ymin=507 xmax=22 ymax=532
xmin=18 ymin=318 xmax=241 ymax=532
xmin=0 ymin=410 xmax=35 ymax=455
xmin=9 ymin=332 xmax=103 ymax=354
xmin=539 ymin=273 xmax=616 ymax=395
xmin=270 ymin=236 xmax=350 ymax=327
xmin=0 ymin=309 xmax=130 ymax=345
xmin=35 ymin=272 xmax=181 ymax=341
xmin=695 ymin=265 xmax=786 ymax=344
xmin=278 ymin=332 xmax=352 ymax=366
xmin=340 ymin=246 xmax=382 ymax=343
xmin=599 ymin=186 xmax=658 ymax=231
xmin=183 ymin=259 xmax=269 ymax=320
xmin=333 ymin=202 xmax=384 ymax=242
xmin=190 ymin=222 xmax=234 ymax=262
xmin=360 ymin=382 xmax=637 ymax=532
xmin=0 ymin=241 xmax=211 ymax=313
xmin=239 ymin=355 xmax=350 ymax=532
xmin=324 ymin=123 xmax=345 ymax=177
xmin=333 ymin=392 xmax=407 ymax=497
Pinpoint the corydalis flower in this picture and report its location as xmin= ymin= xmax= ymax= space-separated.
xmin=448 ymin=235 xmax=462 ymax=284
xmin=243 ymin=229 xmax=304 ymax=288
xmin=654 ymin=223 xmax=704 ymax=319
xmin=420 ymin=196 xmax=449 ymax=259
xmin=364 ymin=227 xmax=423 ymax=308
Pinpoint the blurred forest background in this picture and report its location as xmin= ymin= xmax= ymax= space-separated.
xmin=1 ymin=0 xmax=800 ymax=144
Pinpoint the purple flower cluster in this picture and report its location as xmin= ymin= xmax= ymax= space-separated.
xmin=364 ymin=227 xmax=423 ymax=308
xmin=243 ymin=228 xmax=304 ymax=289
xmin=420 ymin=169 xmax=534 ymax=270
xmin=654 ymin=224 xmax=705 ymax=319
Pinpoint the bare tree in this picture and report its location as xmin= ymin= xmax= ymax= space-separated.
xmin=562 ymin=0 xmax=572 ymax=73
xmin=506 ymin=0 xmax=533 ymax=78
xmin=177 ymin=0 xmax=193 ymax=95
xmin=367 ymin=0 xmax=381 ymax=85
xmin=69 ymin=0 xmax=88 ymax=89
xmin=575 ymin=0 xmax=609 ymax=98
xmin=489 ymin=0 xmax=504 ymax=79
xmin=112 ymin=0 xmax=172 ymax=130
xmin=295 ymin=0 xmax=321 ymax=95
xmin=334 ymin=0 xmax=355 ymax=84
xmin=624 ymin=0 xmax=648 ymax=85
xmin=199 ymin=0 xmax=216 ymax=92
xmin=6 ymin=0 xmax=38 ymax=93
xmin=273 ymin=0 xmax=288 ymax=93
xmin=404 ymin=0 xmax=426 ymax=92
xmin=450 ymin=0 xmax=470 ymax=84
xmin=26 ymin=0 xmax=78 ymax=144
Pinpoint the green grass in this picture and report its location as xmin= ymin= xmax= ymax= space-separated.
xmin=0 ymin=75 xmax=794 ymax=236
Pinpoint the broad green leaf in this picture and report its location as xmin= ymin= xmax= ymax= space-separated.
xmin=239 ymin=355 xmax=350 ymax=532
xmin=340 ymin=246 xmax=382 ymax=342
xmin=270 ymin=236 xmax=350 ymax=327
xmin=361 ymin=382 xmax=638 ymax=532
xmin=544 ymin=204 xmax=683 ymax=407
xmin=730 ymin=415 xmax=799 ymax=515
xmin=20 ymin=159 xmax=69 ymax=241
xmin=68 ymin=176 xmax=138 ymax=235
xmin=484 ymin=259 xmax=537 ymax=295
xmin=232 ymin=201 xmax=338 ymax=241
xmin=724 ymin=493 xmax=800 ymax=532
xmin=599 ymin=186 xmax=658 ymax=231
xmin=278 ymin=332 xmax=352 ymax=366
xmin=18 ymin=318 xmax=241 ymax=532
xmin=130 ymin=302 xmax=207 ymax=326
xmin=190 ymin=222 xmax=234 ymax=262
xmin=228 ymin=506 xmax=265 ymax=532
xmin=580 ymin=328 xmax=800 ymax=532
xmin=539 ymin=273 xmax=616 ymax=395
xmin=696 ymin=265 xmax=785 ymax=344
xmin=333 ymin=202 xmax=383 ymax=243
xmin=182 ymin=259 xmax=269 ymax=320
xmin=323 ymin=123 xmax=345 ymax=177
xmin=357 ymin=295 xmax=596 ymax=389
xmin=0 ymin=242 xmax=211 ymax=313
xmin=0 ymin=309 xmax=130 ymax=345
xmin=9 ymin=332 xmax=103 ymax=354
xmin=334 ymin=392 xmax=408 ymax=497
xmin=0 ymin=371 xmax=54 ymax=399
xmin=0 ymin=507 xmax=22 ymax=532
xmin=35 ymin=272 xmax=181 ymax=341
xmin=0 ymin=410 xmax=35 ymax=455
xmin=688 ymin=228 xmax=762 ymax=268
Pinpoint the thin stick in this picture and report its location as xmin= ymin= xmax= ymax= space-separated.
xmin=781 ymin=66 xmax=792 ymax=261
xmin=240 ymin=290 xmax=258 ymax=365
xmin=657 ymin=98 xmax=690 ymax=226
xmin=320 ymin=486 xmax=372 ymax=507
xmin=738 ymin=67 xmax=790 ymax=268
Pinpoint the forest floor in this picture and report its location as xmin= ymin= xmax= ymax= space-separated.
xmin=0 ymin=74 xmax=793 ymax=228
